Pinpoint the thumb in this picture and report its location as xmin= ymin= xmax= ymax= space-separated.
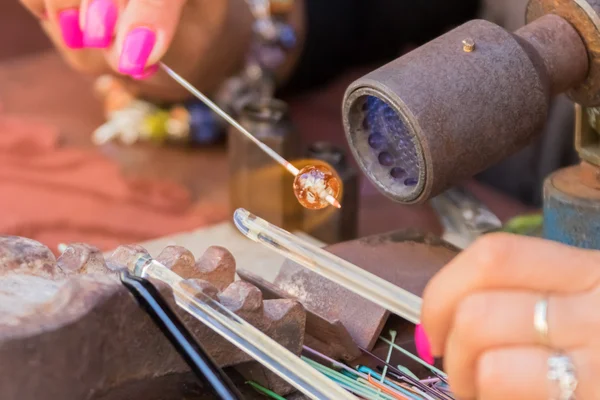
xmin=110 ymin=0 xmax=186 ymax=78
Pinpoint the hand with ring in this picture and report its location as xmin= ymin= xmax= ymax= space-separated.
xmin=419 ymin=233 xmax=600 ymax=400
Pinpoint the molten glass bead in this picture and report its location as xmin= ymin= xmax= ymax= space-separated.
xmin=293 ymin=164 xmax=341 ymax=210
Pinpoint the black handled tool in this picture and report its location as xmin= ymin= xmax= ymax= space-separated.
xmin=120 ymin=271 xmax=245 ymax=400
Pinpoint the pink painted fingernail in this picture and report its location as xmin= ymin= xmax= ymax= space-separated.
xmin=132 ymin=64 xmax=159 ymax=80
xmin=415 ymin=324 xmax=434 ymax=365
xmin=58 ymin=9 xmax=84 ymax=49
xmin=83 ymin=0 xmax=117 ymax=48
xmin=119 ymin=27 xmax=156 ymax=76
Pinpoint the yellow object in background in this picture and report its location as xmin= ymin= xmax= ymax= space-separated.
xmin=142 ymin=110 xmax=170 ymax=142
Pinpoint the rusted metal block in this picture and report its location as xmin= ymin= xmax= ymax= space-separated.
xmin=527 ymin=0 xmax=600 ymax=106
xmin=238 ymin=269 xmax=362 ymax=362
xmin=271 ymin=230 xmax=458 ymax=350
xmin=0 ymin=237 xmax=306 ymax=399
xmin=156 ymin=245 xmax=236 ymax=291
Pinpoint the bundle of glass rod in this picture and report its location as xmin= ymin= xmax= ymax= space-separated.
xmin=231 ymin=208 xmax=456 ymax=398
xmin=126 ymin=239 xmax=455 ymax=399
xmin=246 ymin=337 xmax=453 ymax=400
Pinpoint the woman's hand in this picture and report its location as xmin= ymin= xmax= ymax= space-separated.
xmin=19 ymin=0 xmax=304 ymax=101
xmin=419 ymin=233 xmax=600 ymax=400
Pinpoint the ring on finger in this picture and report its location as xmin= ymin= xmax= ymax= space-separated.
xmin=534 ymin=295 xmax=550 ymax=347
xmin=548 ymin=353 xmax=578 ymax=400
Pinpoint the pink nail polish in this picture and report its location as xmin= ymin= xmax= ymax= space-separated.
xmin=119 ymin=27 xmax=156 ymax=76
xmin=132 ymin=64 xmax=159 ymax=80
xmin=58 ymin=9 xmax=84 ymax=49
xmin=83 ymin=0 xmax=117 ymax=48
xmin=415 ymin=324 xmax=434 ymax=365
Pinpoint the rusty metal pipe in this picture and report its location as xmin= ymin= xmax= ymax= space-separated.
xmin=544 ymin=163 xmax=600 ymax=249
xmin=343 ymin=20 xmax=549 ymax=204
xmin=515 ymin=14 xmax=588 ymax=96
xmin=342 ymin=14 xmax=589 ymax=204
xmin=527 ymin=0 xmax=600 ymax=106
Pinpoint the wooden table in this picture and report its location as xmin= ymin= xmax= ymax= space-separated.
xmin=0 ymin=51 xmax=530 ymax=244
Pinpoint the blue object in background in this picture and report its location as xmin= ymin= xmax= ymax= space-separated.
xmin=277 ymin=23 xmax=297 ymax=49
xmin=186 ymin=101 xmax=225 ymax=145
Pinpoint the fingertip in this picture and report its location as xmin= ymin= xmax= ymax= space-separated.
xmin=131 ymin=64 xmax=159 ymax=80
xmin=58 ymin=8 xmax=84 ymax=49
xmin=415 ymin=324 xmax=434 ymax=365
xmin=83 ymin=0 xmax=118 ymax=49
xmin=118 ymin=26 xmax=156 ymax=76
xmin=420 ymin=281 xmax=444 ymax=356
xmin=111 ymin=0 xmax=186 ymax=76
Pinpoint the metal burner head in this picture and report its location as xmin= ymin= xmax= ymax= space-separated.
xmin=343 ymin=89 xmax=426 ymax=204
xmin=343 ymin=13 xmax=591 ymax=204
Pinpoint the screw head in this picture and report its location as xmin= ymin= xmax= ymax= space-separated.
xmin=462 ymin=39 xmax=475 ymax=52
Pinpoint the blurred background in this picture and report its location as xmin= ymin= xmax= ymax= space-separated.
xmin=0 ymin=1 xmax=534 ymax=254
xmin=0 ymin=3 xmax=50 ymax=60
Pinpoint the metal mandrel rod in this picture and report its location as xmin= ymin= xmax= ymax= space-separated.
xmin=160 ymin=63 xmax=341 ymax=209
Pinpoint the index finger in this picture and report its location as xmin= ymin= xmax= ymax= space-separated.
xmin=421 ymin=233 xmax=600 ymax=357
xmin=108 ymin=0 xmax=186 ymax=77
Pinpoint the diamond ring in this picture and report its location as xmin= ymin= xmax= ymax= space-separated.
xmin=548 ymin=353 xmax=578 ymax=400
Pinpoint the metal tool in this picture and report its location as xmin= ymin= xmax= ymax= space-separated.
xmin=233 ymin=208 xmax=422 ymax=324
xmin=543 ymin=105 xmax=600 ymax=248
xmin=430 ymin=186 xmax=502 ymax=249
xmin=120 ymin=271 xmax=245 ymax=400
xmin=340 ymin=0 xmax=600 ymax=249
xmin=160 ymin=63 xmax=341 ymax=209
xmin=341 ymin=1 xmax=591 ymax=205
xmin=128 ymin=251 xmax=357 ymax=400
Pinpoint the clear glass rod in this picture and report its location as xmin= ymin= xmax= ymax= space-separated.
xmin=130 ymin=254 xmax=357 ymax=400
xmin=233 ymin=208 xmax=422 ymax=324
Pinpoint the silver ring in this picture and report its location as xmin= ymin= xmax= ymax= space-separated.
xmin=548 ymin=354 xmax=578 ymax=400
xmin=534 ymin=296 xmax=550 ymax=346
